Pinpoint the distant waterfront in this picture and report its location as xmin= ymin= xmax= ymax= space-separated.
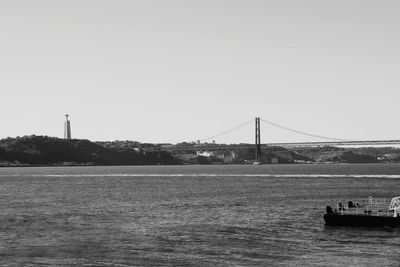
xmin=1 ymin=136 xmax=400 ymax=167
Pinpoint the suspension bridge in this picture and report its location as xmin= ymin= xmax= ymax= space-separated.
xmin=161 ymin=117 xmax=400 ymax=158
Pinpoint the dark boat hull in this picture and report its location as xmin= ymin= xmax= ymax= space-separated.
xmin=324 ymin=213 xmax=400 ymax=227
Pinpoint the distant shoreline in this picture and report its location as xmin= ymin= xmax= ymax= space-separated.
xmin=1 ymin=135 xmax=399 ymax=167
xmin=0 ymin=161 xmax=395 ymax=168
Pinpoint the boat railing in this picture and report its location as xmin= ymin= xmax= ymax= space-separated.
xmin=336 ymin=197 xmax=394 ymax=217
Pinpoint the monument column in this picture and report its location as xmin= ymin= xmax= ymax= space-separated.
xmin=64 ymin=114 xmax=71 ymax=140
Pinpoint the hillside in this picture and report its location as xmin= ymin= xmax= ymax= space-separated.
xmin=293 ymin=146 xmax=396 ymax=163
xmin=0 ymin=136 xmax=181 ymax=166
xmin=1 ymin=136 xmax=399 ymax=166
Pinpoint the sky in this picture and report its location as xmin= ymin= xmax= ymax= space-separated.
xmin=1 ymin=0 xmax=399 ymax=144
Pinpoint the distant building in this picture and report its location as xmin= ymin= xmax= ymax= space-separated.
xmin=270 ymin=158 xmax=279 ymax=164
xmin=64 ymin=114 xmax=71 ymax=140
xmin=220 ymin=151 xmax=237 ymax=163
xmin=176 ymin=153 xmax=198 ymax=163
xmin=197 ymin=151 xmax=214 ymax=157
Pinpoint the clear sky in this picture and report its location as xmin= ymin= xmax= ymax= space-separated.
xmin=1 ymin=0 xmax=399 ymax=144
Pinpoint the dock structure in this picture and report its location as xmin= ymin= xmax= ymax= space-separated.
xmin=64 ymin=114 xmax=71 ymax=140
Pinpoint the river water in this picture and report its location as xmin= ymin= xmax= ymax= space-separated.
xmin=1 ymin=164 xmax=400 ymax=266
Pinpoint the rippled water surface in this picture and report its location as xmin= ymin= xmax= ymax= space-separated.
xmin=1 ymin=164 xmax=400 ymax=266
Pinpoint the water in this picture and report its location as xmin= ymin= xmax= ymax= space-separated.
xmin=1 ymin=164 xmax=400 ymax=266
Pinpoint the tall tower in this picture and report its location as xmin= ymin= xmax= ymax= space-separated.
xmin=64 ymin=114 xmax=71 ymax=140
xmin=255 ymin=117 xmax=261 ymax=162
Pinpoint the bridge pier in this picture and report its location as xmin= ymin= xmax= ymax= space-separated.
xmin=255 ymin=117 xmax=261 ymax=162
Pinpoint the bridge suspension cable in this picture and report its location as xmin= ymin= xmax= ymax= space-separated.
xmin=260 ymin=118 xmax=347 ymax=142
xmin=197 ymin=119 xmax=254 ymax=142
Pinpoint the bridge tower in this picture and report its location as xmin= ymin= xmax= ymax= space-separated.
xmin=255 ymin=117 xmax=261 ymax=162
xmin=64 ymin=114 xmax=71 ymax=140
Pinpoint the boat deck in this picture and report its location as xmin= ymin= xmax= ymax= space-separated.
xmin=337 ymin=207 xmax=394 ymax=217
xmin=333 ymin=197 xmax=395 ymax=217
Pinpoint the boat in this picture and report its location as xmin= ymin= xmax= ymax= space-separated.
xmin=324 ymin=196 xmax=400 ymax=227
